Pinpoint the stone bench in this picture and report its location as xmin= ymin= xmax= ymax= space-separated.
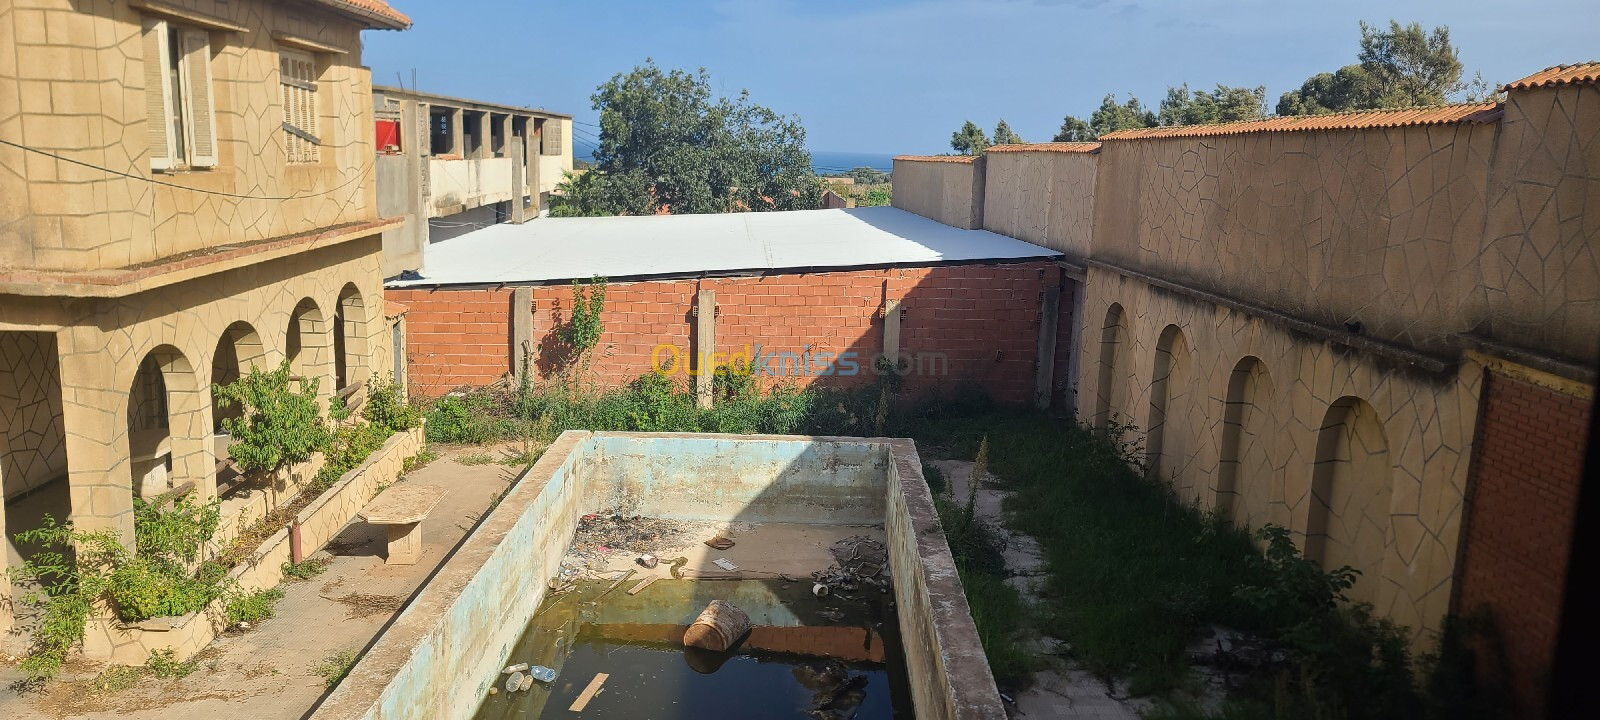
xmin=357 ymin=485 xmax=446 ymax=565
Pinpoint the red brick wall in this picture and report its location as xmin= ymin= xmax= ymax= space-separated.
xmin=388 ymin=261 xmax=1059 ymax=405
xmin=1457 ymin=372 xmax=1592 ymax=715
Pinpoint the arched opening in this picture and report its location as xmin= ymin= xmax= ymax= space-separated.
xmin=1306 ymin=396 xmax=1393 ymax=605
xmin=287 ymin=297 xmax=334 ymax=404
xmin=1093 ymin=303 xmax=1129 ymax=426
xmin=1217 ymin=357 xmax=1277 ymax=528
xmin=211 ymin=321 xmax=266 ymax=433
xmin=334 ymin=283 xmax=369 ymax=394
xmin=128 ymin=345 xmax=207 ymax=502
xmin=1145 ymin=325 xmax=1193 ymax=493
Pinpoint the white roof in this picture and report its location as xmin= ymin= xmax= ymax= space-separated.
xmin=387 ymin=207 xmax=1059 ymax=287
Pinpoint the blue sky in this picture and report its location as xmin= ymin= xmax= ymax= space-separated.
xmin=364 ymin=0 xmax=1600 ymax=156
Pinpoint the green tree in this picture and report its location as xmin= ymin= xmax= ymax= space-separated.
xmin=1277 ymin=20 xmax=1470 ymax=115
xmin=1088 ymin=94 xmax=1157 ymax=136
xmin=1158 ymin=83 xmax=1267 ymax=126
xmin=992 ymin=119 xmax=1023 ymax=146
xmin=1052 ymin=115 xmax=1094 ymax=142
xmin=558 ymin=60 xmax=822 ymax=216
xmin=846 ymin=166 xmax=888 ymax=185
xmin=950 ymin=120 xmax=991 ymax=155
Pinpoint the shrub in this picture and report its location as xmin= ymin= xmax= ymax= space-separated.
xmin=362 ymin=377 xmax=422 ymax=432
xmin=213 ymin=361 xmax=330 ymax=474
xmin=225 ymin=587 xmax=285 ymax=627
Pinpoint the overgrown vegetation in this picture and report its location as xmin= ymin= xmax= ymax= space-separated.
xmin=225 ymin=586 xmax=285 ymax=628
xmin=214 ymin=361 xmax=329 ymax=473
xmin=313 ymin=648 xmax=361 ymax=689
xmin=311 ymin=377 xmax=423 ymax=491
xmin=281 ymin=555 xmax=333 ymax=582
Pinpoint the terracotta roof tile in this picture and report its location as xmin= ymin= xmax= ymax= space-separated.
xmin=892 ymin=155 xmax=977 ymax=164
xmin=311 ymin=0 xmax=411 ymax=29
xmin=1098 ymin=101 xmax=1502 ymax=141
xmin=987 ymin=142 xmax=1101 ymax=154
xmin=1504 ymin=62 xmax=1600 ymax=91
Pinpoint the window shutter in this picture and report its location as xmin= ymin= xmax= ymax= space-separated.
xmin=280 ymin=51 xmax=319 ymax=163
xmin=142 ymin=18 xmax=176 ymax=171
xmin=179 ymin=29 xmax=218 ymax=167
xmin=542 ymin=119 xmax=563 ymax=156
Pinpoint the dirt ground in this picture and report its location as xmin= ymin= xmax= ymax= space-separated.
xmin=0 ymin=444 xmax=524 ymax=720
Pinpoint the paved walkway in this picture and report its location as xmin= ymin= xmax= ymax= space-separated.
xmin=935 ymin=459 xmax=1148 ymax=720
xmin=0 ymin=444 xmax=524 ymax=720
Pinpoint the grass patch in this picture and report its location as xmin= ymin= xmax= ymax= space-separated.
xmin=146 ymin=648 xmax=200 ymax=679
xmin=281 ymin=554 xmax=333 ymax=582
xmin=402 ymin=447 xmax=440 ymax=473
xmin=225 ymin=587 xmax=285 ymax=628
xmin=313 ymin=648 xmax=361 ymax=689
xmin=456 ymin=452 xmax=496 ymax=465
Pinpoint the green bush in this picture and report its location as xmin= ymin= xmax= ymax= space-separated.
xmin=225 ymin=587 xmax=285 ymax=627
xmin=363 ymin=377 xmax=423 ymax=432
xmin=213 ymin=361 xmax=330 ymax=474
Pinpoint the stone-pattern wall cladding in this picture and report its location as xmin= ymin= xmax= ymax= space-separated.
xmin=1473 ymin=84 xmax=1600 ymax=363
xmin=0 ymin=0 xmax=378 ymax=272
xmin=391 ymin=261 xmax=1057 ymax=405
xmin=1456 ymin=372 xmax=1590 ymax=716
xmin=1079 ymin=269 xmax=1480 ymax=637
xmin=890 ymin=156 xmax=985 ymax=230
xmin=0 ymin=331 xmax=67 ymax=496
xmin=981 ymin=148 xmax=1096 ymax=260
xmin=1092 ymin=123 xmax=1496 ymax=357
xmin=0 ymin=237 xmax=393 ymax=547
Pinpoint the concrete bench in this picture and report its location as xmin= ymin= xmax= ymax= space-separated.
xmin=357 ymin=485 xmax=447 ymax=565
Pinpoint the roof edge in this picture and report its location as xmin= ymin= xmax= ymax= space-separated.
xmin=1503 ymin=62 xmax=1600 ymax=91
xmin=987 ymin=142 xmax=1100 ymax=154
xmin=893 ymin=155 xmax=977 ymax=164
xmin=305 ymin=0 xmax=411 ymax=30
xmin=1098 ymin=101 xmax=1502 ymax=141
xmin=371 ymin=85 xmax=573 ymax=118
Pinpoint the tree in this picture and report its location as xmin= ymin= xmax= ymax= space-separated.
xmin=950 ymin=120 xmax=991 ymax=155
xmin=1159 ymin=84 xmax=1267 ymax=126
xmin=1277 ymin=21 xmax=1469 ymax=115
xmin=1053 ymin=115 xmax=1094 ymax=142
xmin=846 ymin=166 xmax=889 ymax=185
xmin=1089 ymin=94 xmax=1158 ymax=136
xmin=556 ymin=60 xmax=822 ymax=216
xmin=992 ymin=119 xmax=1023 ymax=146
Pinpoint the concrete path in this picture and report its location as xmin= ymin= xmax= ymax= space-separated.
xmin=0 ymin=444 xmax=525 ymax=720
xmin=935 ymin=459 xmax=1148 ymax=720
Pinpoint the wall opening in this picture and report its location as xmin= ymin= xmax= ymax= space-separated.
xmin=288 ymin=297 xmax=333 ymax=404
xmin=129 ymin=345 xmax=205 ymax=503
xmin=1093 ymin=303 xmax=1128 ymax=426
xmin=429 ymin=107 xmax=453 ymax=155
xmin=1217 ymin=356 xmax=1276 ymax=528
xmin=1145 ymin=324 xmax=1193 ymax=492
xmin=211 ymin=321 xmax=266 ymax=433
xmin=2 ymin=331 xmax=71 ymax=593
xmin=335 ymin=283 xmax=369 ymax=393
xmin=1306 ymin=396 xmax=1393 ymax=605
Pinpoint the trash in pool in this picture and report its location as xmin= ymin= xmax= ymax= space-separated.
xmin=568 ymin=673 xmax=609 ymax=712
xmin=502 ymin=662 xmax=529 ymax=675
xmin=627 ymin=576 xmax=657 ymax=595
xmin=636 ymin=553 xmax=659 ymax=568
xmin=668 ymin=556 xmax=689 ymax=578
xmin=712 ymin=557 xmax=738 ymax=571
xmin=704 ymin=535 xmax=736 ymax=550
xmin=528 ymin=665 xmax=556 ymax=683
xmin=796 ymin=660 xmax=870 ymax=720
xmin=812 ymin=583 xmax=831 ymax=598
xmin=683 ymin=600 xmax=751 ymax=652
xmin=503 ymin=671 xmax=525 ymax=693
xmin=818 ymin=609 xmax=846 ymax=623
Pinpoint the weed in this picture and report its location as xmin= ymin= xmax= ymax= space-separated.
xmin=921 ymin=461 xmax=946 ymax=495
xmin=402 ymin=446 xmax=440 ymax=473
xmin=313 ymin=648 xmax=361 ymax=689
xmin=457 ymin=452 xmax=495 ymax=465
xmin=281 ymin=555 xmax=333 ymax=582
xmin=225 ymin=587 xmax=285 ymax=627
xmin=146 ymin=648 xmax=199 ymax=679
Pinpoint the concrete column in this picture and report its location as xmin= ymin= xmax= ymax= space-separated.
xmin=407 ymin=100 xmax=430 ymax=263
xmin=527 ymin=119 xmax=543 ymax=215
xmin=509 ymin=136 xmax=528 ymax=224
xmin=511 ymin=287 xmax=533 ymax=379
xmin=695 ymin=290 xmax=716 ymax=409
xmin=448 ymin=107 xmax=464 ymax=156
xmin=0 ymin=478 xmax=10 ymax=632
xmin=882 ymin=298 xmax=902 ymax=369
xmin=1034 ymin=284 xmax=1061 ymax=409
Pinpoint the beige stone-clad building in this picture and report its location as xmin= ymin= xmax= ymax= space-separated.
xmin=0 ymin=0 xmax=412 ymax=632
xmin=893 ymin=62 xmax=1597 ymax=715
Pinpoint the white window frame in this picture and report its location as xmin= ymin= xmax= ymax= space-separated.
xmin=279 ymin=49 xmax=321 ymax=164
xmin=143 ymin=18 xmax=218 ymax=171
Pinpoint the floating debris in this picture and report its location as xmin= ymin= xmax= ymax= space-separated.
xmin=636 ymin=553 xmax=659 ymax=568
xmin=684 ymin=600 xmax=751 ymax=652
xmin=705 ymin=535 xmax=736 ymax=550
xmin=502 ymin=663 xmax=529 ymax=675
xmin=713 ymin=557 xmax=739 ymax=571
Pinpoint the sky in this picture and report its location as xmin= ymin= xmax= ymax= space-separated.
xmin=364 ymin=0 xmax=1600 ymax=156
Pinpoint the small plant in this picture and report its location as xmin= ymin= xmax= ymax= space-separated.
xmin=281 ymin=555 xmax=333 ymax=582
xmin=402 ymin=447 xmax=439 ymax=473
xmin=922 ymin=461 xmax=947 ymax=495
xmin=457 ymin=452 xmax=496 ymax=465
xmin=146 ymin=648 xmax=199 ymax=678
xmin=214 ymin=361 xmax=330 ymax=474
xmin=561 ymin=276 xmax=608 ymax=365
xmin=225 ymin=586 xmax=285 ymax=627
xmin=313 ymin=648 xmax=361 ymax=689
xmin=362 ymin=377 xmax=423 ymax=431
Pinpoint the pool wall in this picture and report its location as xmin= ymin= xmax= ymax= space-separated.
xmin=312 ymin=431 xmax=1004 ymax=720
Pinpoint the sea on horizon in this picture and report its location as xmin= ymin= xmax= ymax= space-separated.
xmin=579 ymin=148 xmax=897 ymax=175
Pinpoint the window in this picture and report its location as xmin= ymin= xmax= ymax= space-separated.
xmin=143 ymin=18 xmax=217 ymax=170
xmin=279 ymin=50 xmax=320 ymax=164
xmin=541 ymin=118 xmax=563 ymax=156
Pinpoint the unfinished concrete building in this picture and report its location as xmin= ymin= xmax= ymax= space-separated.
xmin=371 ymin=85 xmax=573 ymax=277
xmin=0 ymin=0 xmax=411 ymax=635
xmin=892 ymin=63 xmax=1598 ymax=715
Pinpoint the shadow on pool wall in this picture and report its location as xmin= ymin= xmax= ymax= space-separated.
xmin=307 ymin=431 xmax=1006 ymax=720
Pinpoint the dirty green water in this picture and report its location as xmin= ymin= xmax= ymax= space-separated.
xmin=472 ymin=578 xmax=914 ymax=719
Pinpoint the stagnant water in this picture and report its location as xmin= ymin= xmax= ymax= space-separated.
xmin=472 ymin=578 xmax=914 ymax=719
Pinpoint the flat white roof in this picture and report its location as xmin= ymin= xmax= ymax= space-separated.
xmin=387 ymin=207 xmax=1060 ymax=287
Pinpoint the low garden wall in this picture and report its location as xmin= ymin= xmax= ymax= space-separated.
xmin=81 ymin=426 xmax=427 ymax=665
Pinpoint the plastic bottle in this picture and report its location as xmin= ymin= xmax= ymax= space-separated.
xmin=528 ymin=665 xmax=556 ymax=682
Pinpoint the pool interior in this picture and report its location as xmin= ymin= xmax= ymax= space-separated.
xmin=472 ymin=577 xmax=915 ymax=719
